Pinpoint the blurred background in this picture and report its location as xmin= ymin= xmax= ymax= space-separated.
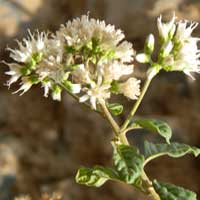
xmin=0 ymin=0 xmax=200 ymax=199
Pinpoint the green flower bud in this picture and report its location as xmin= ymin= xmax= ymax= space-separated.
xmin=168 ymin=24 xmax=176 ymax=40
xmin=63 ymin=80 xmax=81 ymax=94
xmin=52 ymin=84 xmax=62 ymax=101
xmin=160 ymin=41 xmax=173 ymax=58
xmin=33 ymin=52 xmax=43 ymax=63
xmin=20 ymin=66 xmax=32 ymax=76
xmin=27 ymin=58 xmax=36 ymax=69
xmin=29 ymin=74 xmax=40 ymax=84
xmin=145 ymin=34 xmax=155 ymax=54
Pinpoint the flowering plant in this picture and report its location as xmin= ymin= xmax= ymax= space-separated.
xmin=4 ymin=14 xmax=200 ymax=200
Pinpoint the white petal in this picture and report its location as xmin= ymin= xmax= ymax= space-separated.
xmin=79 ymin=94 xmax=89 ymax=102
xmin=90 ymin=96 xmax=97 ymax=110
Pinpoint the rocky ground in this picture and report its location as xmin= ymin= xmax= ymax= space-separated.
xmin=0 ymin=0 xmax=200 ymax=200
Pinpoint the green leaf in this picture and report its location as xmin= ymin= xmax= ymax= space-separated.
xmin=144 ymin=141 xmax=200 ymax=164
xmin=107 ymin=103 xmax=123 ymax=116
xmin=75 ymin=166 xmax=118 ymax=187
xmin=112 ymin=143 xmax=144 ymax=184
xmin=134 ymin=119 xmax=172 ymax=143
xmin=153 ymin=180 xmax=197 ymax=200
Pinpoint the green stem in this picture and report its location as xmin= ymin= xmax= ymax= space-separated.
xmin=98 ymin=78 xmax=160 ymax=200
xmin=141 ymin=171 xmax=161 ymax=200
xmin=118 ymin=131 xmax=129 ymax=145
xmin=99 ymin=100 xmax=120 ymax=136
xmin=99 ymin=100 xmax=129 ymax=145
xmin=121 ymin=77 xmax=153 ymax=131
xmin=100 ymin=101 xmax=160 ymax=199
xmin=60 ymin=65 xmax=159 ymax=199
xmin=119 ymin=135 xmax=160 ymax=200
xmin=119 ymin=133 xmax=160 ymax=200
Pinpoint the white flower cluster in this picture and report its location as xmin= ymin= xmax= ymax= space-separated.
xmin=157 ymin=14 xmax=200 ymax=79
xmin=5 ymin=15 xmax=141 ymax=109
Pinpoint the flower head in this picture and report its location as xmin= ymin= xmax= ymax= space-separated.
xmin=8 ymin=30 xmax=48 ymax=63
xmin=55 ymin=15 xmax=136 ymax=108
xmin=5 ymin=31 xmax=71 ymax=98
xmin=157 ymin=15 xmax=200 ymax=79
xmin=56 ymin=15 xmax=134 ymax=63
xmin=79 ymin=78 xmax=111 ymax=110
xmin=119 ymin=78 xmax=141 ymax=100
xmin=5 ymin=15 xmax=138 ymax=109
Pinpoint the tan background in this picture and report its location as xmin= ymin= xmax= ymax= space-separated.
xmin=0 ymin=0 xmax=200 ymax=199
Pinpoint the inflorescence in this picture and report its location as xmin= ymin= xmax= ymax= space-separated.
xmin=5 ymin=14 xmax=200 ymax=109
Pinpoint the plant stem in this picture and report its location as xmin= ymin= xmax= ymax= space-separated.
xmin=99 ymin=100 xmax=120 ymax=136
xmin=61 ymin=69 xmax=159 ymax=199
xmin=99 ymin=100 xmax=130 ymax=145
xmin=100 ymin=100 xmax=160 ymax=200
xmin=119 ymin=135 xmax=160 ymax=200
xmin=118 ymin=131 xmax=129 ymax=145
xmin=121 ymin=77 xmax=152 ymax=131
xmin=98 ymin=79 xmax=160 ymax=200
xmin=141 ymin=171 xmax=161 ymax=200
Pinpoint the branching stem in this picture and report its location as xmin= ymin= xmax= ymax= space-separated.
xmin=62 ymin=72 xmax=160 ymax=200
xmin=98 ymin=75 xmax=160 ymax=200
xmin=121 ymin=77 xmax=153 ymax=131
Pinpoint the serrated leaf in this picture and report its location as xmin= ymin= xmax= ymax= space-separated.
xmin=144 ymin=141 xmax=200 ymax=165
xmin=153 ymin=180 xmax=197 ymax=200
xmin=112 ymin=143 xmax=144 ymax=184
xmin=75 ymin=166 xmax=118 ymax=187
xmin=134 ymin=119 xmax=172 ymax=143
xmin=107 ymin=103 xmax=123 ymax=116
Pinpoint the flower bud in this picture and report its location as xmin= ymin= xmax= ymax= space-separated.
xmin=63 ymin=80 xmax=81 ymax=94
xmin=20 ymin=66 xmax=32 ymax=76
xmin=160 ymin=41 xmax=173 ymax=57
xmin=145 ymin=34 xmax=155 ymax=54
xmin=52 ymin=84 xmax=62 ymax=101
xmin=136 ymin=53 xmax=150 ymax=63
xmin=168 ymin=24 xmax=176 ymax=39
xmin=29 ymin=74 xmax=40 ymax=84
xmin=32 ymin=52 xmax=43 ymax=63
xmin=42 ymin=80 xmax=52 ymax=97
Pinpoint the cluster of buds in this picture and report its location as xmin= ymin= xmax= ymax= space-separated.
xmin=6 ymin=15 xmax=140 ymax=109
xmin=136 ymin=14 xmax=200 ymax=80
